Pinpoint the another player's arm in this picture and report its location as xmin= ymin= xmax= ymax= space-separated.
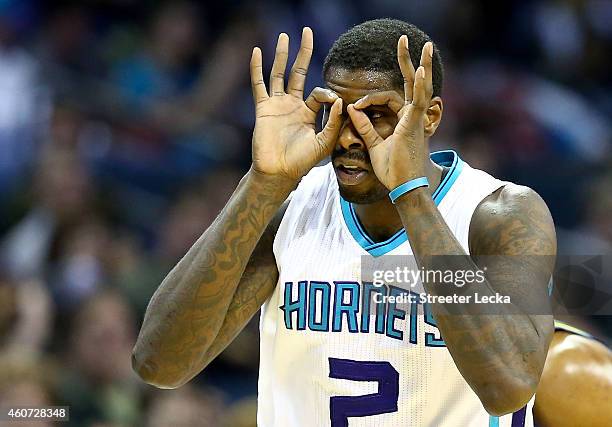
xmin=347 ymin=38 xmax=554 ymax=415
xmin=132 ymin=28 xmax=343 ymax=389
xmin=132 ymin=173 xmax=292 ymax=389
xmin=534 ymin=331 xmax=612 ymax=426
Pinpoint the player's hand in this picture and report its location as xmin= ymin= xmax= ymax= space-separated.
xmin=347 ymin=37 xmax=434 ymax=190
xmin=250 ymin=28 xmax=344 ymax=182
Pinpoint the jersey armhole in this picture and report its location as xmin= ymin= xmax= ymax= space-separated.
xmin=466 ymin=182 xmax=507 ymax=254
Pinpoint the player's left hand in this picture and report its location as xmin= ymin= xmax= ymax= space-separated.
xmin=347 ymin=37 xmax=434 ymax=190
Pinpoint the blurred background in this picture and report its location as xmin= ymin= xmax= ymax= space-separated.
xmin=0 ymin=0 xmax=610 ymax=426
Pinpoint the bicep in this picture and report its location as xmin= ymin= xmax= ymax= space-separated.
xmin=469 ymin=185 xmax=556 ymax=326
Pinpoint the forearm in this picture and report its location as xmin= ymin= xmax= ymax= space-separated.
xmin=132 ymin=169 xmax=294 ymax=388
xmin=395 ymin=188 xmax=549 ymax=414
xmin=198 ymin=257 xmax=276 ymax=369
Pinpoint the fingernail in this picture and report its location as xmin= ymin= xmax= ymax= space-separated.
xmin=429 ymin=42 xmax=433 ymax=58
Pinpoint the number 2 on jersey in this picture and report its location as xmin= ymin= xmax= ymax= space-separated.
xmin=329 ymin=358 xmax=400 ymax=427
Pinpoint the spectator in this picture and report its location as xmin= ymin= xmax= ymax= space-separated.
xmin=0 ymin=350 xmax=59 ymax=427
xmin=58 ymin=290 xmax=141 ymax=427
xmin=144 ymin=385 xmax=226 ymax=427
xmin=0 ymin=148 xmax=97 ymax=283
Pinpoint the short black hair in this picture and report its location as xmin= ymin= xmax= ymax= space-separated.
xmin=323 ymin=18 xmax=444 ymax=97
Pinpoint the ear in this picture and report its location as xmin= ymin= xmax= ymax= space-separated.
xmin=424 ymin=97 xmax=443 ymax=137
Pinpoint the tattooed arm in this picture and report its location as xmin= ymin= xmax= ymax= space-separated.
xmin=196 ymin=195 xmax=288 ymax=369
xmin=394 ymin=184 xmax=555 ymax=416
xmin=132 ymin=171 xmax=292 ymax=389
xmin=133 ymin=28 xmax=343 ymax=389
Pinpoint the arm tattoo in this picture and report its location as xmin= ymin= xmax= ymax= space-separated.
xmin=395 ymin=184 xmax=556 ymax=412
xmin=201 ymin=209 xmax=282 ymax=365
xmin=133 ymin=170 xmax=293 ymax=386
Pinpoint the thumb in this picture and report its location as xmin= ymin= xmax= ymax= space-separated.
xmin=315 ymin=98 xmax=343 ymax=157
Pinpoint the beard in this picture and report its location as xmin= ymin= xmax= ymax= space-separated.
xmin=332 ymin=148 xmax=389 ymax=204
xmin=338 ymin=183 xmax=389 ymax=204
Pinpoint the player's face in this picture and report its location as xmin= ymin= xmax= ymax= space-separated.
xmin=325 ymin=68 xmax=402 ymax=204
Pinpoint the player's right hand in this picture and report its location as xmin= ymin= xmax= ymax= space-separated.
xmin=250 ymin=28 xmax=343 ymax=182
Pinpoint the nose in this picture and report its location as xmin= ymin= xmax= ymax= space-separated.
xmin=337 ymin=119 xmax=366 ymax=151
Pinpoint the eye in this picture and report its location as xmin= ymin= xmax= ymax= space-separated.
xmin=368 ymin=111 xmax=384 ymax=120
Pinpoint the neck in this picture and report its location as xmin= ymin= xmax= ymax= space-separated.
xmin=353 ymin=159 xmax=443 ymax=242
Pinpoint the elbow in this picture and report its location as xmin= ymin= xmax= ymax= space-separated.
xmin=131 ymin=347 xmax=190 ymax=390
xmin=476 ymin=376 xmax=538 ymax=417
xmin=476 ymin=336 xmax=550 ymax=416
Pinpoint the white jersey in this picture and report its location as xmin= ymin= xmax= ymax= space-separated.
xmin=258 ymin=151 xmax=535 ymax=427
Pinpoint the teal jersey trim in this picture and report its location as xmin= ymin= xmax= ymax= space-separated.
xmin=340 ymin=150 xmax=464 ymax=257
xmin=554 ymin=320 xmax=595 ymax=340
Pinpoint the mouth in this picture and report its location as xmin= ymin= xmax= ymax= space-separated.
xmin=334 ymin=162 xmax=369 ymax=186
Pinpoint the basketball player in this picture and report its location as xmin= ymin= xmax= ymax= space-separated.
xmin=534 ymin=321 xmax=612 ymax=427
xmin=133 ymin=19 xmax=557 ymax=426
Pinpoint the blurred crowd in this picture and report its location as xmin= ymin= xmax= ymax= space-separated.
xmin=0 ymin=0 xmax=610 ymax=426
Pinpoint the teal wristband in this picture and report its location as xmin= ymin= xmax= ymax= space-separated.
xmin=388 ymin=177 xmax=429 ymax=204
